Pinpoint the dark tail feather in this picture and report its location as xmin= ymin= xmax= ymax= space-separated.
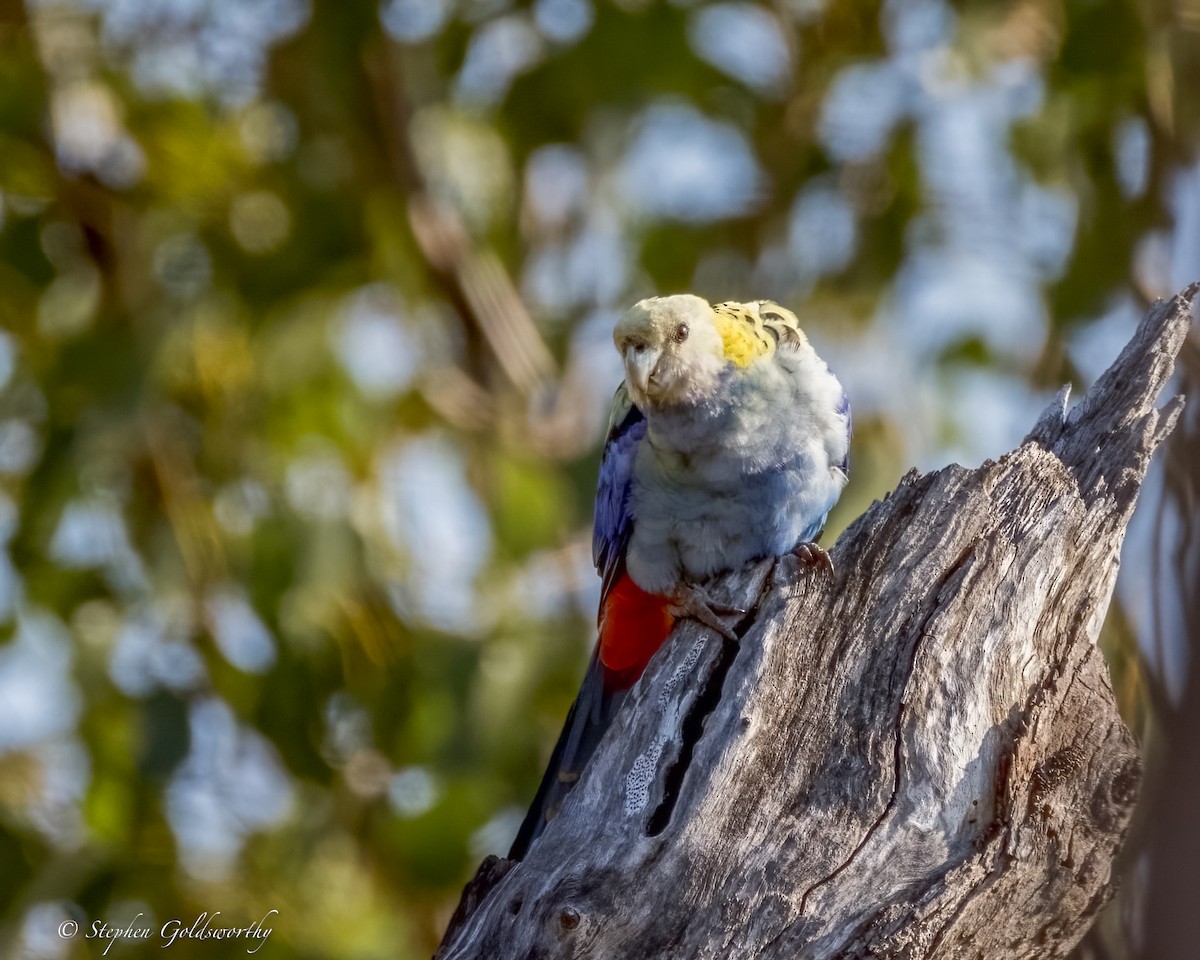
xmin=508 ymin=652 xmax=624 ymax=860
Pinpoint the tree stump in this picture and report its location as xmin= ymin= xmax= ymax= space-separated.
xmin=438 ymin=285 xmax=1197 ymax=960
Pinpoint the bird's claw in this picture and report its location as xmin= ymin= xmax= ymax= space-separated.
xmin=792 ymin=541 xmax=834 ymax=575
xmin=667 ymin=583 xmax=744 ymax=640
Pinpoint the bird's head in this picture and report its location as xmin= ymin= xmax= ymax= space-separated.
xmin=613 ymin=294 xmax=727 ymax=409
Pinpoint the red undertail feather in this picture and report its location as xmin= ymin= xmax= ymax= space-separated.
xmin=598 ymin=573 xmax=675 ymax=691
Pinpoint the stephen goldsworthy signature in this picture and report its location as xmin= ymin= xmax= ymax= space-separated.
xmin=57 ymin=910 xmax=278 ymax=955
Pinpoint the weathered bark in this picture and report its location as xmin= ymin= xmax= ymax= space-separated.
xmin=439 ymin=286 xmax=1197 ymax=960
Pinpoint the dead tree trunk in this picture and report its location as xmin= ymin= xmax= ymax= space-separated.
xmin=438 ymin=286 xmax=1197 ymax=960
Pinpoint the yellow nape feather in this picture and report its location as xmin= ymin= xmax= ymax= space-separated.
xmin=712 ymin=301 xmax=776 ymax=367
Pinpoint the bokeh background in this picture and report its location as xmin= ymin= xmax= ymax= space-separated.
xmin=0 ymin=0 xmax=1197 ymax=957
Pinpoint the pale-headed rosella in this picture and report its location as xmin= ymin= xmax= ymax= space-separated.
xmin=510 ymin=294 xmax=851 ymax=859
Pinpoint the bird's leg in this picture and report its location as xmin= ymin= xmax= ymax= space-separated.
xmin=667 ymin=582 xmax=745 ymax=640
xmin=792 ymin=541 xmax=834 ymax=574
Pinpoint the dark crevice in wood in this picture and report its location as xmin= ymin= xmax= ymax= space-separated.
xmin=794 ymin=695 xmax=906 ymax=925
xmin=775 ymin=557 xmax=971 ymax=960
xmin=799 ymin=542 xmax=978 ymax=928
xmin=646 ymin=596 xmax=763 ymax=837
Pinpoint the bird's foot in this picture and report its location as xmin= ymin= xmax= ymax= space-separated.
xmin=792 ymin=541 xmax=834 ymax=575
xmin=667 ymin=582 xmax=745 ymax=640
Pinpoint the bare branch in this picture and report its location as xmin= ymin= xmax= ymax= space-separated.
xmin=366 ymin=41 xmax=555 ymax=395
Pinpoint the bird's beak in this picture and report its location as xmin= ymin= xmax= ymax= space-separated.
xmin=625 ymin=344 xmax=661 ymax=398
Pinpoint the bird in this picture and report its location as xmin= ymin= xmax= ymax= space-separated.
xmin=508 ymin=294 xmax=851 ymax=859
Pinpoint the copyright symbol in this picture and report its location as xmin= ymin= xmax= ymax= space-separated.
xmin=58 ymin=920 xmax=78 ymax=939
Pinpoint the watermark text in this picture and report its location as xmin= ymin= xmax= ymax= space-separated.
xmin=57 ymin=910 xmax=278 ymax=955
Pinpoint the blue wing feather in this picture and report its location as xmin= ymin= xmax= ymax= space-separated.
xmin=592 ymin=383 xmax=645 ymax=608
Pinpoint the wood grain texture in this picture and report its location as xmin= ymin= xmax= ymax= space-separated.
xmin=438 ymin=285 xmax=1197 ymax=960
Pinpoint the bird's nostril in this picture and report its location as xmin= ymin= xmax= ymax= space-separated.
xmin=634 ymin=343 xmax=646 ymax=354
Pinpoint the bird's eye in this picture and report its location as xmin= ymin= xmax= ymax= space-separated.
xmin=633 ymin=341 xmax=646 ymax=354
xmin=674 ymin=323 xmax=689 ymax=343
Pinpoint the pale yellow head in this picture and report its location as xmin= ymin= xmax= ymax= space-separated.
xmin=614 ymin=294 xmax=809 ymax=408
xmin=613 ymin=295 xmax=727 ymax=409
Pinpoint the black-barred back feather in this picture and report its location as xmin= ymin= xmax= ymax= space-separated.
xmin=711 ymin=300 xmax=808 ymax=367
xmin=756 ymin=301 xmax=808 ymax=348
